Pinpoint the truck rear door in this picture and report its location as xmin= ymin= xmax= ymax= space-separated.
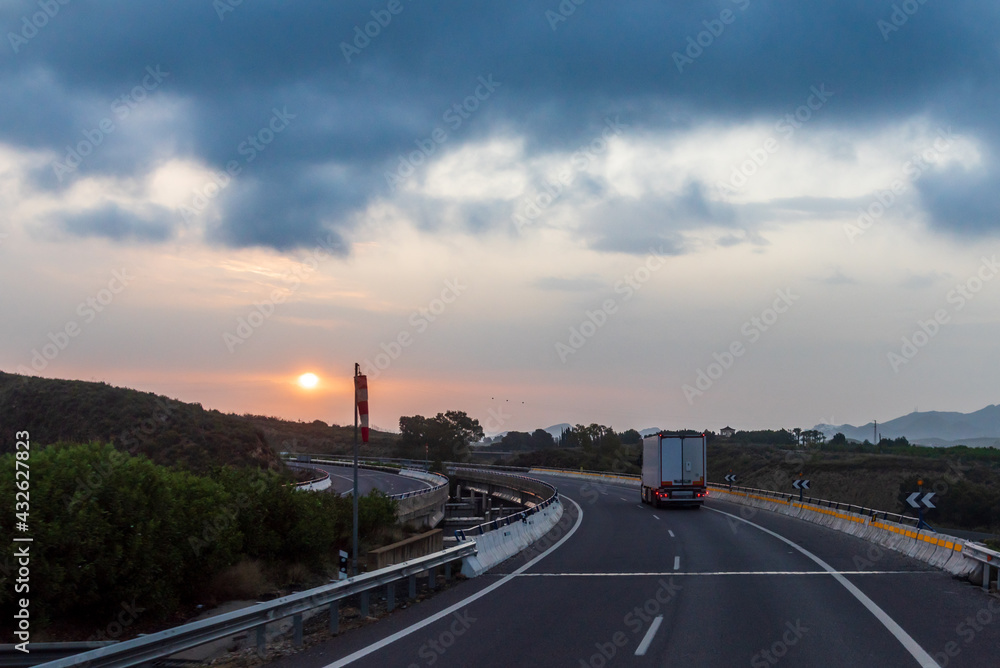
xmin=682 ymin=435 xmax=705 ymax=486
xmin=661 ymin=436 xmax=682 ymax=485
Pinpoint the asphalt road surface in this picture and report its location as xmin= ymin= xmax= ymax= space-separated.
xmin=269 ymin=474 xmax=1000 ymax=667
xmin=313 ymin=464 xmax=435 ymax=497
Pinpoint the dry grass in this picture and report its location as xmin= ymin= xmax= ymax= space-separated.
xmin=207 ymin=560 xmax=269 ymax=601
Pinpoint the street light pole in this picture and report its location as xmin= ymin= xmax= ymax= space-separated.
xmin=352 ymin=362 xmax=359 ymax=576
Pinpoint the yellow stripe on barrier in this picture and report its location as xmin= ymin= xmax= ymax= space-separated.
xmin=716 ymin=488 xmax=968 ymax=554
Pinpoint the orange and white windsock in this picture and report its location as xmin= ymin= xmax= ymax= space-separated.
xmin=355 ymin=375 xmax=369 ymax=443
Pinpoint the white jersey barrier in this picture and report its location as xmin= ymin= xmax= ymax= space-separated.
xmin=459 ymin=499 xmax=563 ymax=577
xmin=529 ymin=468 xmax=995 ymax=584
xmin=451 ymin=468 xmax=563 ymax=577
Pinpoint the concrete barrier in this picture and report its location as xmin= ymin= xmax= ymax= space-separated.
xmin=286 ymin=463 xmax=332 ymax=492
xmin=525 ymin=469 xmax=987 ymax=581
xmin=460 ymin=499 xmax=564 ymax=577
xmin=367 ymin=529 xmax=444 ymax=570
xmin=395 ymin=484 xmax=449 ymax=528
xmin=709 ymin=486 xmax=979 ymax=577
xmin=530 ymin=467 xmax=640 ymax=488
xmin=448 ymin=468 xmax=564 ymax=577
xmin=399 ymin=469 xmax=445 ymax=485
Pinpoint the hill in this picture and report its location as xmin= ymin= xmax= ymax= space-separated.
xmin=817 ymin=405 xmax=1000 ymax=445
xmin=246 ymin=414 xmax=399 ymax=458
xmin=0 ymin=371 xmax=403 ymax=471
xmin=0 ymin=372 xmax=280 ymax=472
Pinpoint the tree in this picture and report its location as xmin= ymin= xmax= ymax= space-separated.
xmin=800 ymin=429 xmax=826 ymax=446
xmin=829 ymin=432 xmax=848 ymax=447
xmin=619 ymin=429 xmax=642 ymax=445
xmin=398 ymin=411 xmax=484 ymax=462
xmin=530 ymin=428 xmax=556 ymax=450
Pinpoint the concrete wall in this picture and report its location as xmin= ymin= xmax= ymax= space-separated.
xmin=449 ymin=468 xmax=564 ymax=577
xmin=367 ymin=529 xmax=444 ymax=570
xmin=286 ymin=463 xmax=332 ymax=492
xmin=709 ymin=485 xmax=979 ymax=577
xmin=460 ymin=499 xmax=563 ymax=577
xmin=530 ymin=468 xmax=982 ymax=579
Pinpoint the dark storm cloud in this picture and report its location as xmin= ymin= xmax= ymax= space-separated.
xmin=56 ymin=203 xmax=174 ymax=242
xmin=915 ymin=167 xmax=1000 ymax=236
xmin=2 ymin=0 xmax=998 ymax=249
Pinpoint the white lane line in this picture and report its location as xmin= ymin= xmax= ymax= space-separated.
xmin=514 ymin=570 xmax=930 ymax=577
xmin=635 ymin=615 xmax=663 ymax=656
xmin=652 ymin=514 xmax=660 ymax=520
xmin=620 ymin=497 xmax=628 ymax=501
xmin=673 ymin=556 xmax=680 ymax=570
xmin=706 ymin=507 xmax=939 ymax=668
xmin=323 ymin=496 xmax=585 ymax=668
xmin=668 ymin=530 xmax=675 ymax=538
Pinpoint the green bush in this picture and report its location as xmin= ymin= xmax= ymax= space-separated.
xmin=0 ymin=443 xmax=397 ymax=631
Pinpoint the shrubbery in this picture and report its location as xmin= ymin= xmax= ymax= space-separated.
xmin=0 ymin=442 xmax=396 ymax=629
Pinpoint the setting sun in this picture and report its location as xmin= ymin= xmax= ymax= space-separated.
xmin=298 ymin=372 xmax=319 ymax=389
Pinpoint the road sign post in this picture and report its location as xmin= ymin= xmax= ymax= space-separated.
xmin=793 ymin=478 xmax=810 ymax=502
xmin=353 ymin=364 xmax=359 ymax=576
xmin=725 ymin=473 xmax=736 ymax=490
xmin=907 ymin=480 xmax=935 ymax=530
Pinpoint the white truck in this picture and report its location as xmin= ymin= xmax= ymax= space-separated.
xmin=640 ymin=431 xmax=707 ymax=508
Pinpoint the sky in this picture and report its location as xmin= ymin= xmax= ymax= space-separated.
xmin=1 ymin=0 xmax=998 ymax=436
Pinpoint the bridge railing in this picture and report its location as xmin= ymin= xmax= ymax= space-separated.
xmin=390 ymin=469 xmax=449 ymax=501
xmin=449 ymin=467 xmax=559 ymax=541
xmin=285 ymin=461 xmax=332 ymax=491
xmin=280 ymin=454 xmax=448 ymax=500
xmin=36 ymin=543 xmax=476 ymax=668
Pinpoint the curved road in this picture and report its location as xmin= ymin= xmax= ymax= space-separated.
xmin=271 ymin=474 xmax=1000 ymax=667
xmin=312 ymin=463 xmax=435 ymax=497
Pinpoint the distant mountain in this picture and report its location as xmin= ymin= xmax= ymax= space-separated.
xmin=479 ymin=423 xmax=570 ymax=442
xmin=543 ymin=423 xmax=571 ymax=439
xmin=639 ymin=427 xmax=663 ymax=437
xmin=817 ymin=404 xmax=1000 ymax=446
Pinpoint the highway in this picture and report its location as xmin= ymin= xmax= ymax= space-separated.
xmin=270 ymin=474 xmax=1000 ymax=667
xmin=312 ymin=463 xmax=435 ymax=497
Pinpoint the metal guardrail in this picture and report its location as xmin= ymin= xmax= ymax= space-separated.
xmin=281 ymin=455 xmax=447 ymax=501
xmin=961 ymin=542 xmax=1000 ymax=592
xmin=963 ymin=542 xmax=1000 ymax=564
xmin=280 ymin=453 xmax=532 ymax=473
xmin=708 ymin=482 xmax=922 ymax=528
xmin=282 ymin=453 xmax=402 ymax=475
xmin=530 ymin=465 xmax=639 ymax=478
xmin=388 ymin=470 xmax=449 ymax=501
xmin=525 ymin=468 xmax=927 ymax=529
xmin=285 ymin=462 xmax=331 ymax=490
xmin=0 ymin=643 xmax=117 ymax=667
xmin=449 ymin=468 xmax=559 ymax=541
xmin=36 ymin=543 xmax=477 ymax=668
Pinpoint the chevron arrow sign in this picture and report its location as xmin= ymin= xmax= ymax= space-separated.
xmin=907 ymin=492 xmax=935 ymax=509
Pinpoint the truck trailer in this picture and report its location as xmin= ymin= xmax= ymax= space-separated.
xmin=640 ymin=431 xmax=707 ymax=508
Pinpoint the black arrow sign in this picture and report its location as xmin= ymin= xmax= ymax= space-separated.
xmin=725 ymin=474 xmax=736 ymax=482
xmin=793 ymin=479 xmax=810 ymax=490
